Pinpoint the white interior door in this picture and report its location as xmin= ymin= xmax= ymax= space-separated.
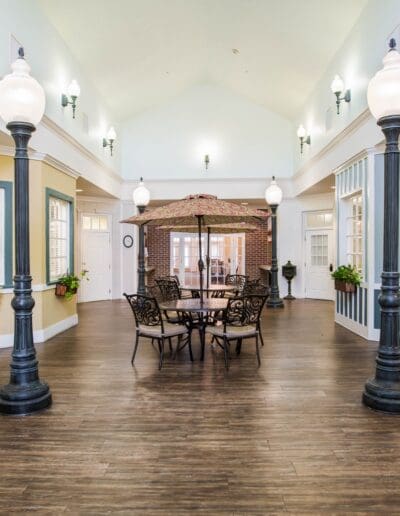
xmin=79 ymin=213 xmax=112 ymax=302
xmin=305 ymin=229 xmax=334 ymax=300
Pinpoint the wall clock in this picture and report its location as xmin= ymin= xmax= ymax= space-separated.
xmin=123 ymin=235 xmax=134 ymax=248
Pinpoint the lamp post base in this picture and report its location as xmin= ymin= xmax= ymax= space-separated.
xmin=0 ymin=381 xmax=51 ymax=416
xmin=363 ymin=379 xmax=400 ymax=414
xmin=266 ymin=297 xmax=284 ymax=308
xmin=284 ymin=294 xmax=296 ymax=300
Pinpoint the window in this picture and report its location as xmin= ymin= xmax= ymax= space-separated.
xmin=46 ymin=189 xmax=74 ymax=284
xmin=346 ymin=193 xmax=363 ymax=271
xmin=310 ymin=234 xmax=328 ymax=266
xmin=0 ymin=182 xmax=13 ymax=287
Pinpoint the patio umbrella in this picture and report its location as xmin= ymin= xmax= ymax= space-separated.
xmin=158 ymin=222 xmax=257 ymax=291
xmin=122 ymin=194 xmax=267 ymax=303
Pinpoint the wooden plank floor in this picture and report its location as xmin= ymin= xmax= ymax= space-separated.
xmin=0 ymin=299 xmax=400 ymax=514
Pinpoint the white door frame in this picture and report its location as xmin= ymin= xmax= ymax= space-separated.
xmin=302 ymin=210 xmax=334 ymax=299
xmin=78 ymin=212 xmax=112 ymax=302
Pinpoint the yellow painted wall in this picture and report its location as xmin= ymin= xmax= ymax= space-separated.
xmin=0 ymin=155 xmax=77 ymax=340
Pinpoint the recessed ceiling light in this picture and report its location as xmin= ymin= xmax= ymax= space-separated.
xmin=232 ymin=48 xmax=240 ymax=55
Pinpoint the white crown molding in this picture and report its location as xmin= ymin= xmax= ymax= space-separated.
xmin=41 ymin=115 xmax=122 ymax=184
xmin=294 ymin=108 xmax=378 ymax=180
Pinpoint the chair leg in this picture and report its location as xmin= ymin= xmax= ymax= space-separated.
xmin=223 ymin=336 xmax=229 ymax=371
xmin=236 ymin=338 xmax=242 ymax=355
xmin=168 ymin=337 xmax=172 ymax=353
xmin=174 ymin=334 xmax=182 ymax=359
xmin=259 ymin=323 xmax=265 ymax=347
xmin=188 ymin=331 xmax=194 ymax=362
xmin=159 ymin=338 xmax=165 ymax=370
xmin=131 ymin=332 xmax=140 ymax=365
xmin=255 ymin=333 xmax=261 ymax=367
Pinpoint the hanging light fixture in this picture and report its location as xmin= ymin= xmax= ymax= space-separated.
xmin=61 ymin=79 xmax=80 ymax=119
xmin=103 ymin=126 xmax=117 ymax=156
xmin=330 ymin=74 xmax=351 ymax=115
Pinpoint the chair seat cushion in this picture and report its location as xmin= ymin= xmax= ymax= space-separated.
xmin=139 ymin=323 xmax=188 ymax=338
xmin=206 ymin=324 xmax=257 ymax=338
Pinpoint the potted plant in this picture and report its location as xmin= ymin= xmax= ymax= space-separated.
xmin=331 ymin=265 xmax=362 ymax=293
xmin=55 ymin=270 xmax=88 ymax=300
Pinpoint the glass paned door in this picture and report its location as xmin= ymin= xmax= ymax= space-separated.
xmin=171 ymin=232 xmax=245 ymax=286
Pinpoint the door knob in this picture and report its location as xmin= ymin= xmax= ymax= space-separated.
xmin=329 ymin=263 xmax=333 ymax=272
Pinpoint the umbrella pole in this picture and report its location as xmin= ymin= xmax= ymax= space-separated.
xmin=197 ymin=216 xmax=204 ymax=305
xmin=206 ymin=227 xmax=210 ymax=298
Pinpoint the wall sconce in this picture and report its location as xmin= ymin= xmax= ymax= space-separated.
xmin=296 ymin=125 xmax=311 ymax=154
xmin=103 ymin=126 xmax=117 ymax=156
xmin=204 ymin=154 xmax=210 ymax=170
xmin=330 ymin=75 xmax=351 ymax=114
xmin=61 ymin=79 xmax=80 ymax=118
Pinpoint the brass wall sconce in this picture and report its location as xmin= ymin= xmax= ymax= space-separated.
xmin=61 ymin=79 xmax=80 ymax=119
xmin=297 ymin=125 xmax=311 ymax=154
xmin=103 ymin=126 xmax=117 ymax=156
xmin=330 ymin=75 xmax=351 ymax=114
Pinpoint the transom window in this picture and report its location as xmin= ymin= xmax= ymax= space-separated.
xmin=46 ymin=189 xmax=74 ymax=284
xmin=346 ymin=193 xmax=363 ymax=271
xmin=82 ymin=214 xmax=109 ymax=232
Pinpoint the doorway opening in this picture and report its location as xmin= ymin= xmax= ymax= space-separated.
xmin=79 ymin=213 xmax=112 ymax=302
xmin=303 ymin=210 xmax=334 ymax=300
xmin=170 ymin=232 xmax=245 ymax=286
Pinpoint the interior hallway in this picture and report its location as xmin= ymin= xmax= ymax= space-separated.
xmin=0 ymin=299 xmax=398 ymax=514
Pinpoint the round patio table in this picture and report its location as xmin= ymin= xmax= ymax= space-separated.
xmin=159 ymin=298 xmax=228 ymax=361
xmin=180 ymin=284 xmax=237 ymax=299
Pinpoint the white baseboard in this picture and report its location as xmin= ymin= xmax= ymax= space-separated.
xmin=0 ymin=314 xmax=78 ymax=349
xmin=335 ymin=313 xmax=369 ymax=340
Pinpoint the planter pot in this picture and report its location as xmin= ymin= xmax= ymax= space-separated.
xmin=334 ymin=280 xmax=356 ymax=293
xmin=55 ymin=284 xmax=67 ymax=297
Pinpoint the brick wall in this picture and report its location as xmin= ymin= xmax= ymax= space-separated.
xmin=245 ymin=217 xmax=271 ymax=280
xmin=146 ymin=218 xmax=271 ymax=283
xmin=146 ymin=226 xmax=170 ymax=282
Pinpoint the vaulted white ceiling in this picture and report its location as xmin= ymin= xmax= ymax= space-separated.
xmin=38 ymin=0 xmax=367 ymax=121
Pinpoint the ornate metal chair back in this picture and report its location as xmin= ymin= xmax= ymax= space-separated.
xmin=155 ymin=278 xmax=181 ymax=301
xmin=243 ymin=280 xmax=269 ymax=296
xmin=225 ymin=274 xmax=248 ymax=291
xmin=160 ymin=274 xmax=181 ymax=286
xmin=124 ymin=294 xmax=162 ymax=327
xmin=225 ymin=294 xmax=267 ymax=328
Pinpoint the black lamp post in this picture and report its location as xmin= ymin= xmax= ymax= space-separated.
xmin=265 ymin=177 xmax=284 ymax=308
xmin=133 ymin=178 xmax=150 ymax=296
xmin=0 ymin=48 xmax=51 ymax=415
xmin=362 ymin=39 xmax=400 ymax=413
